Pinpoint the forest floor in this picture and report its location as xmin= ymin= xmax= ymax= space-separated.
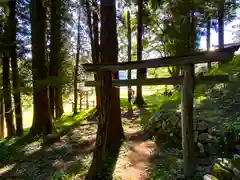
xmin=0 ymin=109 xmax=158 ymax=180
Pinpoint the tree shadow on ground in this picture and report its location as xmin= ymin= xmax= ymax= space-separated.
xmin=0 ymin=123 xmax=97 ymax=180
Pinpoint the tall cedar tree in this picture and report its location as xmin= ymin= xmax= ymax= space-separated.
xmin=207 ymin=16 xmax=212 ymax=69
xmin=0 ymin=91 xmax=4 ymax=138
xmin=92 ymin=0 xmax=100 ymax=115
xmin=127 ymin=10 xmax=133 ymax=116
xmin=73 ymin=7 xmax=81 ymax=114
xmin=85 ymin=0 xmax=125 ymax=178
xmin=85 ymin=0 xmax=100 ymax=115
xmin=9 ymin=0 xmax=23 ymax=136
xmin=3 ymin=2 xmax=16 ymax=137
xmin=134 ymin=0 xmax=145 ymax=107
xmin=218 ymin=0 xmax=225 ymax=50
xmin=29 ymin=0 xmax=54 ymax=135
xmin=50 ymin=0 xmax=64 ymax=119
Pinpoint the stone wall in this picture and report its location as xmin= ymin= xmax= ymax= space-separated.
xmin=145 ymin=111 xmax=240 ymax=157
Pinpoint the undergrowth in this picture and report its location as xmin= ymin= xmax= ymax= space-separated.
xmin=143 ymin=55 xmax=240 ymax=179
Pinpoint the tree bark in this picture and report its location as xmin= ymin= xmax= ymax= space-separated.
xmin=218 ymin=0 xmax=225 ymax=65
xmin=2 ymin=9 xmax=16 ymax=137
xmin=9 ymin=0 xmax=23 ymax=136
xmin=93 ymin=3 xmax=100 ymax=115
xmin=86 ymin=0 xmax=100 ymax=115
xmin=73 ymin=7 xmax=81 ymax=115
xmin=134 ymin=0 xmax=145 ymax=108
xmin=55 ymin=88 xmax=64 ymax=118
xmin=207 ymin=17 xmax=211 ymax=70
xmin=50 ymin=0 xmax=64 ymax=119
xmin=0 ymin=91 xmax=4 ymax=138
xmin=85 ymin=0 xmax=124 ymax=178
xmin=49 ymin=86 xmax=55 ymax=118
xmin=2 ymin=56 xmax=15 ymax=137
xmin=29 ymin=0 xmax=54 ymax=135
xmin=127 ymin=10 xmax=133 ymax=117
xmin=218 ymin=0 xmax=224 ymax=50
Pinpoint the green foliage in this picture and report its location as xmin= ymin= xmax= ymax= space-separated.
xmin=120 ymin=98 xmax=129 ymax=109
xmin=56 ymin=108 xmax=96 ymax=129
xmin=52 ymin=172 xmax=71 ymax=180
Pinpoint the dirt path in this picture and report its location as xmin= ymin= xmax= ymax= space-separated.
xmin=114 ymin=122 xmax=156 ymax=180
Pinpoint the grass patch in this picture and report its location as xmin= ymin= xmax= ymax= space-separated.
xmin=56 ymin=108 xmax=96 ymax=129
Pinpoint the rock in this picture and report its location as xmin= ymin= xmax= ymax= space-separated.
xmin=208 ymin=127 xmax=214 ymax=134
xmin=177 ymin=120 xmax=181 ymax=128
xmin=197 ymin=121 xmax=210 ymax=132
xmin=156 ymin=122 xmax=162 ymax=129
xmin=233 ymin=168 xmax=240 ymax=180
xmin=194 ymin=131 xmax=198 ymax=143
xmin=146 ymin=111 xmax=183 ymax=150
xmin=211 ymin=160 xmax=234 ymax=180
xmin=149 ymin=112 xmax=161 ymax=122
xmin=203 ymin=174 xmax=219 ymax=180
xmin=198 ymin=133 xmax=211 ymax=142
xmin=235 ymin=145 xmax=240 ymax=154
xmin=193 ymin=121 xmax=197 ymax=130
xmin=231 ymin=156 xmax=240 ymax=175
xmin=197 ymin=157 xmax=213 ymax=166
xmin=211 ymin=129 xmax=224 ymax=137
xmin=197 ymin=142 xmax=205 ymax=153
xmin=217 ymin=158 xmax=233 ymax=170
xmin=233 ymin=154 xmax=240 ymax=159
xmin=197 ymin=165 xmax=212 ymax=174
xmin=162 ymin=121 xmax=166 ymax=130
xmin=166 ymin=120 xmax=173 ymax=132
xmin=170 ymin=114 xmax=179 ymax=126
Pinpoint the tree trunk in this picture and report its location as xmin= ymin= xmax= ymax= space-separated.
xmin=55 ymin=88 xmax=64 ymax=118
xmin=9 ymin=0 xmax=23 ymax=136
xmin=218 ymin=0 xmax=224 ymax=50
xmin=127 ymin=10 xmax=133 ymax=117
xmin=86 ymin=0 xmax=100 ymax=116
xmin=29 ymin=0 xmax=54 ymax=136
xmin=93 ymin=4 xmax=100 ymax=115
xmin=2 ymin=55 xmax=15 ymax=137
xmin=0 ymin=91 xmax=4 ymax=138
xmin=207 ymin=17 xmax=211 ymax=70
xmin=49 ymin=87 xmax=55 ymax=118
xmin=50 ymin=0 xmax=64 ymax=119
xmin=85 ymin=0 xmax=124 ymax=178
xmin=2 ymin=12 xmax=16 ymax=136
xmin=218 ymin=0 xmax=225 ymax=65
xmin=134 ymin=0 xmax=145 ymax=108
xmin=73 ymin=7 xmax=81 ymax=115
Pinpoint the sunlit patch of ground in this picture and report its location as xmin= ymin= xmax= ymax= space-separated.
xmin=0 ymin=123 xmax=97 ymax=179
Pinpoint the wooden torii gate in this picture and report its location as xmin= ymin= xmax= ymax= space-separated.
xmin=82 ymin=45 xmax=239 ymax=177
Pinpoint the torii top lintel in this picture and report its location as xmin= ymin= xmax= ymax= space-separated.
xmin=83 ymin=44 xmax=240 ymax=72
